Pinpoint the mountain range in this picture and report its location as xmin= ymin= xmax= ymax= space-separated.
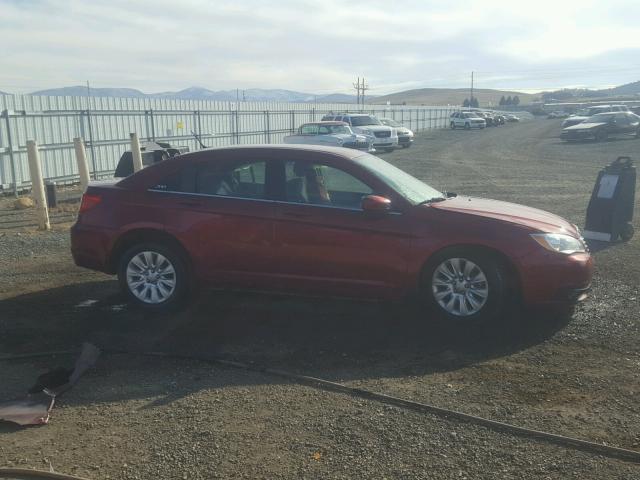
xmin=26 ymin=86 xmax=362 ymax=103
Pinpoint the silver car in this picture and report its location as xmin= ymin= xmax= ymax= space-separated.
xmin=379 ymin=118 xmax=414 ymax=148
xmin=283 ymin=121 xmax=374 ymax=152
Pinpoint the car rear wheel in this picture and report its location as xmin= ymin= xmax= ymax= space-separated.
xmin=423 ymin=249 xmax=506 ymax=324
xmin=118 ymin=243 xmax=188 ymax=310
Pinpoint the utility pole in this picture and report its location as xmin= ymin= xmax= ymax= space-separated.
xmin=470 ymin=71 xmax=474 ymax=108
xmin=353 ymin=77 xmax=361 ymax=105
xmin=360 ymin=78 xmax=370 ymax=107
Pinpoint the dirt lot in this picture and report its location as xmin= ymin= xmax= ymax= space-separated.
xmin=1 ymin=118 xmax=639 ymax=479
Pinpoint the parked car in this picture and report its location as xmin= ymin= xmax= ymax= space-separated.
xmin=547 ymin=111 xmax=570 ymax=119
xmin=378 ymin=118 xmax=414 ymax=148
xmin=492 ymin=113 xmax=506 ymax=125
xmin=283 ymin=121 xmax=374 ymax=152
xmin=474 ymin=111 xmax=495 ymax=127
xmin=450 ymin=111 xmax=486 ymax=129
xmin=561 ymin=112 xmax=640 ymax=141
xmin=321 ymin=114 xmax=397 ymax=152
xmin=71 ymin=145 xmax=593 ymax=323
xmin=562 ymin=105 xmax=630 ymax=128
xmin=504 ymin=114 xmax=520 ymax=122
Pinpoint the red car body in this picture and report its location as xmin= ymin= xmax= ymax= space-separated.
xmin=71 ymin=145 xmax=592 ymax=311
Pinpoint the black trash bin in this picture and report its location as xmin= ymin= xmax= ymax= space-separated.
xmin=584 ymin=156 xmax=635 ymax=242
xmin=45 ymin=180 xmax=57 ymax=208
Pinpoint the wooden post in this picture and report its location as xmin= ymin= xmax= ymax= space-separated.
xmin=73 ymin=137 xmax=90 ymax=192
xmin=130 ymin=132 xmax=143 ymax=172
xmin=26 ymin=140 xmax=51 ymax=231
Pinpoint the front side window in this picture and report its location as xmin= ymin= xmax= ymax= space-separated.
xmin=196 ymin=160 xmax=266 ymax=199
xmin=284 ymin=161 xmax=373 ymax=209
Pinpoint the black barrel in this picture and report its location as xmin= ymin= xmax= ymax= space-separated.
xmin=45 ymin=180 xmax=57 ymax=208
xmin=584 ymin=156 xmax=635 ymax=242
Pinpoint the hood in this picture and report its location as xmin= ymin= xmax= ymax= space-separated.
xmin=429 ymin=196 xmax=579 ymax=236
xmin=562 ymin=116 xmax=587 ymax=125
xmin=563 ymin=121 xmax=607 ymax=131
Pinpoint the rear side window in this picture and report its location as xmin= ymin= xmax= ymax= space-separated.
xmin=196 ymin=160 xmax=267 ymax=199
xmin=300 ymin=124 xmax=319 ymax=135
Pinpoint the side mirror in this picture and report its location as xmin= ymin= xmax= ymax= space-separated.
xmin=362 ymin=195 xmax=392 ymax=213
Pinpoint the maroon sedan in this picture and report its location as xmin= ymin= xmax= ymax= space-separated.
xmin=71 ymin=145 xmax=592 ymax=322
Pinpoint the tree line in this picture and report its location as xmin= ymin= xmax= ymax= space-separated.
xmin=462 ymin=95 xmax=520 ymax=107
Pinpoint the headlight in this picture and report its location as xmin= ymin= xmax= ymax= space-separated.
xmin=531 ymin=233 xmax=586 ymax=254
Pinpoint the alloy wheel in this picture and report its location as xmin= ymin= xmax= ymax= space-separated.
xmin=126 ymin=251 xmax=177 ymax=304
xmin=431 ymin=257 xmax=489 ymax=317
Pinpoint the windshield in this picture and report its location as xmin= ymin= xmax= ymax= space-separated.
xmin=586 ymin=113 xmax=615 ymax=123
xmin=350 ymin=116 xmax=381 ymax=126
xmin=380 ymin=118 xmax=401 ymax=127
xmin=353 ymin=153 xmax=443 ymax=204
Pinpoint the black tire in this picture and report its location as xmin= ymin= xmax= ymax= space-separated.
xmin=450 ymin=122 xmax=456 ymax=130
xmin=464 ymin=122 xmax=471 ymax=130
xmin=383 ymin=147 xmax=395 ymax=153
xmin=401 ymin=143 xmax=410 ymax=148
xmin=595 ymin=129 xmax=608 ymax=142
xmin=117 ymin=242 xmax=189 ymax=310
xmin=422 ymin=248 xmax=507 ymax=324
xmin=620 ymin=223 xmax=634 ymax=242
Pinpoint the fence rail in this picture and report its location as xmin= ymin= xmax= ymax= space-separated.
xmin=0 ymin=94 xmax=457 ymax=193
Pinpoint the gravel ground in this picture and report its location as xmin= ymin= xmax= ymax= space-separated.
xmin=1 ymin=118 xmax=639 ymax=479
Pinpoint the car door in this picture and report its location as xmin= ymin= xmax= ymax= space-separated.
xmin=271 ymin=154 xmax=414 ymax=299
xmin=153 ymin=152 xmax=277 ymax=289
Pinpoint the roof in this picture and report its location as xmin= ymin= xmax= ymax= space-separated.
xmin=178 ymin=143 xmax=367 ymax=160
xmin=301 ymin=121 xmax=348 ymax=126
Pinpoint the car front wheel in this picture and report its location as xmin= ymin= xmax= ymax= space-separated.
xmin=424 ymin=249 xmax=506 ymax=323
xmin=464 ymin=123 xmax=471 ymax=130
xmin=450 ymin=122 xmax=456 ymax=129
xmin=118 ymin=243 xmax=188 ymax=310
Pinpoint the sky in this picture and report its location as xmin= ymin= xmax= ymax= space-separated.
xmin=1 ymin=0 xmax=640 ymax=95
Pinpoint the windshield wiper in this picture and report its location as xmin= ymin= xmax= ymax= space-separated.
xmin=417 ymin=197 xmax=447 ymax=205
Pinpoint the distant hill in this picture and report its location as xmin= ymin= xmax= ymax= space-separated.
xmin=373 ymin=88 xmax=536 ymax=106
xmin=541 ymin=80 xmax=640 ymax=102
xmin=27 ymin=85 xmax=362 ymax=103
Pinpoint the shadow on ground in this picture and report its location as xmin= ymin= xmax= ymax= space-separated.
xmin=0 ymin=280 xmax=571 ymax=382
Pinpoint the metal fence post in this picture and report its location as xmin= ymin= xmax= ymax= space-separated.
xmin=290 ymin=110 xmax=295 ymax=133
xmin=235 ymin=109 xmax=240 ymax=144
xmin=2 ymin=110 xmax=18 ymax=196
xmin=264 ymin=110 xmax=271 ymax=143
xmin=149 ymin=109 xmax=156 ymax=141
xmin=85 ymin=109 xmax=98 ymax=179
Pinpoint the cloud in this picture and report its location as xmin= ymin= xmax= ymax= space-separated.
xmin=0 ymin=0 xmax=639 ymax=94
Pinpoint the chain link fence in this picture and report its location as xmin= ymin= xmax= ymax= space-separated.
xmin=0 ymin=94 xmax=457 ymax=193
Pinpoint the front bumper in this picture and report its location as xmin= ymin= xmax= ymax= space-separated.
xmin=517 ymin=251 xmax=594 ymax=307
xmin=398 ymin=135 xmax=413 ymax=145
